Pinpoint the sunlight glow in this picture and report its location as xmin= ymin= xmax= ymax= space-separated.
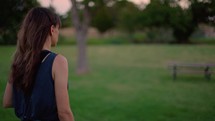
xmin=37 ymin=0 xmax=190 ymax=15
xmin=37 ymin=0 xmax=71 ymax=15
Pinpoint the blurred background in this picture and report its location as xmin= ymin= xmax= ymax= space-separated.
xmin=0 ymin=0 xmax=215 ymax=121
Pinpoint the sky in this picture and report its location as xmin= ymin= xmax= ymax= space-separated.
xmin=37 ymin=0 xmax=150 ymax=15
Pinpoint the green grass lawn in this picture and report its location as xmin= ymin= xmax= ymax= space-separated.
xmin=1 ymin=45 xmax=215 ymax=121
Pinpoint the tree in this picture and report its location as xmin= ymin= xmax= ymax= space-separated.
xmin=70 ymin=0 xmax=122 ymax=74
xmin=138 ymin=0 xmax=170 ymax=28
xmin=136 ymin=0 xmax=215 ymax=43
xmin=0 ymin=0 xmax=39 ymax=44
xmin=168 ymin=0 xmax=215 ymax=43
xmin=91 ymin=5 xmax=114 ymax=33
xmin=169 ymin=6 xmax=196 ymax=43
xmin=117 ymin=1 xmax=140 ymax=33
xmin=116 ymin=1 xmax=141 ymax=43
xmin=71 ymin=0 xmax=91 ymax=74
xmin=190 ymin=0 xmax=215 ymax=25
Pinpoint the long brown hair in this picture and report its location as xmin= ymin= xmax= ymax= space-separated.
xmin=9 ymin=7 xmax=61 ymax=95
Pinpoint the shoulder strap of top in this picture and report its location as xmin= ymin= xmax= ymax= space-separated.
xmin=41 ymin=53 xmax=51 ymax=63
xmin=41 ymin=52 xmax=57 ymax=63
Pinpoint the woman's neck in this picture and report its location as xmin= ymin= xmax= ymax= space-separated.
xmin=42 ymin=37 xmax=51 ymax=51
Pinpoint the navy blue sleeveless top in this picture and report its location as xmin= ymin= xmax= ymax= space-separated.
xmin=13 ymin=50 xmax=59 ymax=121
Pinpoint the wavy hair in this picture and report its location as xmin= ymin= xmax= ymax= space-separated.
xmin=9 ymin=7 xmax=61 ymax=95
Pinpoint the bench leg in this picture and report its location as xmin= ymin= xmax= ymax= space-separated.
xmin=173 ymin=66 xmax=177 ymax=80
xmin=204 ymin=67 xmax=211 ymax=80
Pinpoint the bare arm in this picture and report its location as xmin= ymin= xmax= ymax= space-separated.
xmin=3 ymin=82 xmax=13 ymax=108
xmin=53 ymin=55 xmax=74 ymax=121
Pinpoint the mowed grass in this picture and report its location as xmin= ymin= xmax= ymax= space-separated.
xmin=1 ymin=45 xmax=215 ymax=121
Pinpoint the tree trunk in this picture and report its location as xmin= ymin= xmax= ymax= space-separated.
xmin=76 ymin=28 xmax=89 ymax=74
xmin=71 ymin=0 xmax=90 ymax=74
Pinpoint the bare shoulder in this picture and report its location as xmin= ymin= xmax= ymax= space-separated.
xmin=52 ymin=54 xmax=68 ymax=79
xmin=54 ymin=54 xmax=68 ymax=65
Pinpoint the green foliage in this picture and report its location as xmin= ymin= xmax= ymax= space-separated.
xmin=190 ymin=0 xmax=215 ymax=24
xmin=91 ymin=7 xmax=114 ymax=33
xmin=138 ymin=0 xmax=170 ymax=28
xmin=144 ymin=28 xmax=174 ymax=43
xmin=58 ymin=34 xmax=77 ymax=45
xmin=115 ymin=0 xmax=215 ymax=44
xmin=138 ymin=0 xmax=192 ymax=43
xmin=169 ymin=7 xmax=196 ymax=43
xmin=116 ymin=1 xmax=140 ymax=33
xmin=0 ymin=0 xmax=39 ymax=45
xmin=2 ymin=0 xmax=215 ymax=44
xmin=60 ymin=11 xmax=73 ymax=28
xmin=58 ymin=35 xmax=130 ymax=45
xmin=131 ymin=32 xmax=146 ymax=43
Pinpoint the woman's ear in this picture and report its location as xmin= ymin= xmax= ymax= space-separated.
xmin=50 ymin=25 xmax=55 ymax=36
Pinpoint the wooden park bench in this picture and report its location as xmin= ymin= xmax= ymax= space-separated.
xmin=168 ymin=62 xmax=215 ymax=80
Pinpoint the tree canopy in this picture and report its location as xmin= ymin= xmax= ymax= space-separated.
xmin=1 ymin=0 xmax=215 ymax=44
xmin=0 ymin=0 xmax=38 ymax=44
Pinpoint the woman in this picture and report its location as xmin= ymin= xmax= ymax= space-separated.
xmin=3 ymin=7 xmax=74 ymax=121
